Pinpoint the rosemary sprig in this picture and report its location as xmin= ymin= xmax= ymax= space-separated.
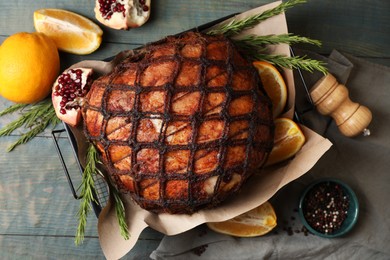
xmin=234 ymin=33 xmax=322 ymax=50
xmin=252 ymin=53 xmax=328 ymax=74
xmin=75 ymin=144 xmax=129 ymax=245
xmin=112 ymin=187 xmax=130 ymax=240
xmin=206 ymin=0 xmax=328 ymax=74
xmin=0 ymin=103 xmax=26 ymax=117
xmin=0 ymin=99 xmax=60 ymax=152
xmin=75 ymin=144 xmax=100 ymax=246
xmin=207 ymin=0 xmax=306 ymax=36
xmin=6 ymin=115 xmax=51 ymax=152
xmin=233 ymin=33 xmax=327 ymax=73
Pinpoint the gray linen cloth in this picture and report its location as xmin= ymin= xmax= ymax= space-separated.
xmin=150 ymin=50 xmax=390 ymax=260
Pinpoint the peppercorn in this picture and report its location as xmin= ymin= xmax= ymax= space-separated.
xmin=302 ymin=182 xmax=350 ymax=234
xmin=192 ymin=245 xmax=208 ymax=256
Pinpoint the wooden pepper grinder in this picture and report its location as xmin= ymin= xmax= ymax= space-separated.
xmin=310 ymin=74 xmax=372 ymax=137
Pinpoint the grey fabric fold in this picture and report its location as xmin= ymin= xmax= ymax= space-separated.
xmin=150 ymin=50 xmax=390 ymax=260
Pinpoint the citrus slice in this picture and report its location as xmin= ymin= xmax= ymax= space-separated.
xmin=266 ymin=118 xmax=305 ymax=166
xmin=253 ymin=61 xmax=288 ymax=118
xmin=33 ymin=8 xmax=103 ymax=55
xmin=206 ymin=201 xmax=277 ymax=237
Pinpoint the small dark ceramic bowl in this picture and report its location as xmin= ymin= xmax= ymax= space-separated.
xmin=298 ymin=178 xmax=359 ymax=238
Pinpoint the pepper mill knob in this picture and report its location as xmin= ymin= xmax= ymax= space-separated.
xmin=310 ymin=74 xmax=372 ymax=137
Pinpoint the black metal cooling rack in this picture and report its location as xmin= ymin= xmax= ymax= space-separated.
xmin=51 ymin=15 xmax=315 ymax=217
xmin=51 ymin=122 xmax=109 ymax=217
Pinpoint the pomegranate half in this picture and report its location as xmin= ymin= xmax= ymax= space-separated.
xmin=52 ymin=68 xmax=93 ymax=127
xmin=94 ymin=0 xmax=151 ymax=30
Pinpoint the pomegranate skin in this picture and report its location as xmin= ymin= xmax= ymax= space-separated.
xmin=83 ymin=32 xmax=274 ymax=214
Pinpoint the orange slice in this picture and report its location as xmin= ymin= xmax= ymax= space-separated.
xmin=33 ymin=8 xmax=103 ymax=55
xmin=206 ymin=201 xmax=277 ymax=237
xmin=253 ymin=61 xmax=288 ymax=118
xmin=266 ymin=118 xmax=305 ymax=166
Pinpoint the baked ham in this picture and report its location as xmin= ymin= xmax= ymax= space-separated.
xmin=82 ymin=31 xmax=274 ymax=214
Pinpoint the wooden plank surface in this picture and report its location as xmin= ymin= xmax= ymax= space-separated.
xmin=1 ymin=0 xmax=388 ymax=65
xmin=0 ymin=0 xmax=389 ymax=259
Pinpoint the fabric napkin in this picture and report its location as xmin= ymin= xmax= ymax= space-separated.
xmin=150 ymin=50 xmax=390 ymax=260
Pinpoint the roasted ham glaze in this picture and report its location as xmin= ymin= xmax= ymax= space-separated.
xmin=83 ymin=32 xmax=274 ymax=214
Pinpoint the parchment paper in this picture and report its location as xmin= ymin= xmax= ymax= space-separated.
xmin=67 ymin=2 xmax=332 ymax=259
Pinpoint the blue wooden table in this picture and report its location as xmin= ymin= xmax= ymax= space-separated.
xmin=0 ymin=0 xmax=389 ymax=259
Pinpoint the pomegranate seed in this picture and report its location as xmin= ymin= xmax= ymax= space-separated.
xmin=54 ymin=68 xmax=93 ymax=121
xmin=98 ymin=0 xmax=126 ymax=19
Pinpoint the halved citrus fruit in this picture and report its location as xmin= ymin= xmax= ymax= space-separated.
xmin=253 ymin=61 xmax=288 ymax=118
xmin=266 ymin=117 xmax=305 ymax=166
xmin=33 ymin=8 xmax=103 ymax=55
xmin=206 ymin=201 xmax=277 ymax=237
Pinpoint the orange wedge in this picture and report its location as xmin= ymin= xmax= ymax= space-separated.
xmin=206 ymin=201 xmax=277 ymax=237
xmin=253 ymin=61 xmax=288 ymax=118
xmin=266 ymin=118 xmax=305 ymax=166
xmin=33 ymin=8 xmax=103 ymax=55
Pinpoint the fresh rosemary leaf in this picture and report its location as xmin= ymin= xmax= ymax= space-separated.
xmin=6 ymin=118 xmax=50 ymax=152
xmin=75 ymin=144 xmax=100 ymax=246
xmin=253 ymin=53 xmax=328 ymax=74
xmin=0 ymin=115 xmax=28 ymax=136
xmin=25 ymin=101 xmax=54 ymax=128
xmin=207 ymin=0 xmax=306 ymax=36
xmin=0 ymin=99 xmax=60 ymax=151
xmin=112 ymin=188 xmax=130 ymax=240
xmin=234 ymin=33 xmax=322 ymax=50
xmin=0 ymin=103 xmax=27 ymax=117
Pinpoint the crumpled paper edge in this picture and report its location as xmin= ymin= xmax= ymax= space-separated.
xmin=66 ymin=1 xmax=332 ymax=259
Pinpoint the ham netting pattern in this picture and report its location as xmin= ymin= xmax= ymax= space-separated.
xmin=83 ymin=32 xmax=274 ymax=213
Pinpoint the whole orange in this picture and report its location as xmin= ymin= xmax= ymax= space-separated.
xmin=0 ymin=32 xmax=60 ymax=104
